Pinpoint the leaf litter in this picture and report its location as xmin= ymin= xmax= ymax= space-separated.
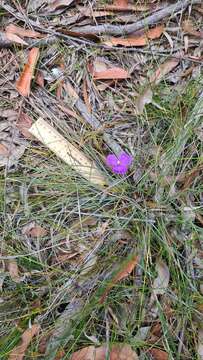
xmin=0 ymin=0 xmax=203 ymax=359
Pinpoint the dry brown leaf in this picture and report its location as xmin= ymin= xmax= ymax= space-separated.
xmin=90 ymin=59 xmax=129 ymax=80
xmin=9 ymin=324 xmax=40 ymax=360
xmin=0 ymin=143 xmax=9 ymax=156
xmin=27 ymin=225 xmax=47 ymax=238
xmin=83 ymin=79 xmax=92 ymax=113
xmin=70 ymin=344 xmax=138 ymax=360
xmin=150 ymin=58 xmax=179 ymax=84
xmin=102 ymin=0 xmax=150 ymax=11
xmin=182 ymin=20 xmax=203 ymax=38
xmin=5 ymin=32 xmax=28 ymax=45
xmin=49 ymin=0 xmax=74 ymax=10
xmin=135 ymin=88 xmax=153 ymax=115
xmin=100 ymin=254 xmax=138 ymax=303
xmin=7 ymin=259 xmax=21 ymax=283
xmin=6 ymin=24 xmax=43 ymax=39
xmin=198 ymin=328 xmax=203 ymax=359
xmin=35 ymin=70 xmax=44 ymax=87
xmin=152 ymin=259 xmax=170 ymax=297
xmin=16 ymin=48 xmax=39 ymax=97
xmin=148 ymin=348 xmax=169 ymax=360
xmin=16 ymin=112 xmax=33 ymax=139
xmin=104 ymin=25 xmax=164 ymax=47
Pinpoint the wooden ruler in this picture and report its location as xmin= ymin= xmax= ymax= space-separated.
xmin=29 ymin=118 xmax=107 ymax=187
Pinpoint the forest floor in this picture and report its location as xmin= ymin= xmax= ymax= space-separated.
xmin=0 ymin=1 xmax=203 ymax=359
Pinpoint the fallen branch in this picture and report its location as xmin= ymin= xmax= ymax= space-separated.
xmin=71 ymin=0 xmax=200 ymax=35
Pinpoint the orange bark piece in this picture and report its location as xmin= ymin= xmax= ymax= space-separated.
xmin=93 ymin=67 xmax=129 ymax=80
xmin=105 ymin=25 xmax=164 ymax=47
xmin=16 ymin=47 xmax=39 ymax=97
xmin=100 ymin=255 xmax=138 ymax=303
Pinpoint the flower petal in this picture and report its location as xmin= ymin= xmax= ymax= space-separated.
xmin=106 ymin=154 xmax=118 ymax=167
xmin=112 ymin=164 xmax=128 ymax=175
xmin=119 ymin=152 xmax=133 ymax=166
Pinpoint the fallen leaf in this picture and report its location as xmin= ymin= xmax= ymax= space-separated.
xmin=70 ymin=344 xmax=138 ymax=360
xmin=8 ymin=324 xmax=40 ymax=360
xmin=5 ymin=32 xmax=28 ymax=46
xmin=22 ymin=222 xmax=47 ymax=238
xmin=0 ymin=143 xmax=9 ymax=156
xmin=7 ymin=259 xmax=21 ymax=283
xmin=182 ymin=20 xmax=203 ymax=38
xmin=16 ymin=48 xmax=40 ymax=97
xmin=90 ymin=58 xmax=129 ymax=80
xmin=102 ymin=0 xmax=150 ymax=11
xmin=49 ymin=0 xmax=74 ymax=10
xmin=35 ymin=70 xmax=44 ymax=87
xmin=6 ymin=24 xmax=43 ymax=39
xmin=148 ymin=348 xmax=169 ymax=360
xmin=100 ymin=254 xmax=138 ymax=303
xmin=194 ymin=6 xmax=203 ymax=14
xmin=198 ymin=328 xmax=203 ymax=359
xmin=83 ymin=79 xmax=92 ymax=113
xmin=152 ymin=259 xmax=170 ymax=298
xmin=150 ymin=58 xmax=179 ymax=84
xmin=16 ymin=112 xmax=33 ymax=139
xmin=135 ymin=88 xmax=153 ymax=115
xmin=104 ymin=25 xmax=164 ymax=47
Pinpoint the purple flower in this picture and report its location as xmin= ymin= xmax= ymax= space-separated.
xmin=106 ymin=152 xmax=133 ymax=175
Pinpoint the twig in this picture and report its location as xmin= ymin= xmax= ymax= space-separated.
xmin=64 ymin=81 xmax=123 ymax=155
xmin=71 ymin=0 xmax=201 ymax=35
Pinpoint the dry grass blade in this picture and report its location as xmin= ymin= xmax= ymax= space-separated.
xmin=8 ymin=324 xmax=40 ymax=360
xmin=29 ymin=118 xmax=107 ymax=187
xmin=16 ymin=47 xmax=39 ymax=97
xmin=100 ymin=254 xmax=138 ymax=303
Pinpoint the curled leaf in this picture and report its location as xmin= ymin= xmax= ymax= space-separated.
xmin=16 ymin=47 xmax=40 ymax=97
xmin=70 ymin=343 xmax=138 ymax=360
xmin=16 ymin=112 xmax=33 ymax=139
xmin=7 ymin=259 xmax=21 ymax=283
xmin=152 ymin=259 xmax=170 ymax=298
xmin=100 ymin=254 xmax=138 ymax=303
xmin=135 ymin=88 xmax=153 ymax=115
xmin=8 ymin=324 xmax=40 ymax=360
xmin=150 ymin=58 xmax=179 ymax=84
